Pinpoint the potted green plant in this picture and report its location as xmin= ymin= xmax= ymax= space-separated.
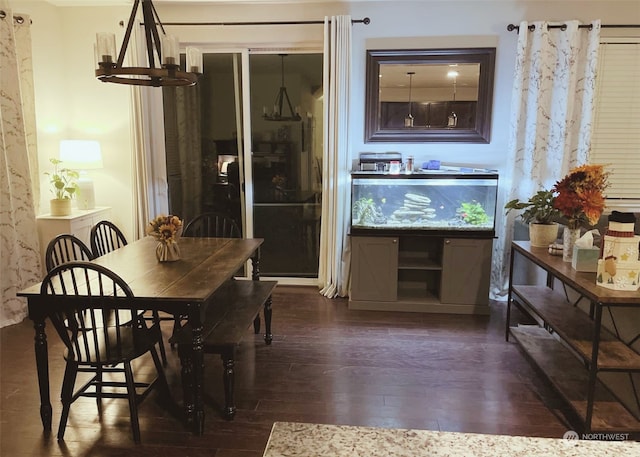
xmin=44 ymin=158 xmax=79 ymax=216
xmin=505 ymin=189 xmax=561 ymax=247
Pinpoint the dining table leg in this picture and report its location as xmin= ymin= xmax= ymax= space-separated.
xmin=181 ymin=305 xmax=205 ymax=435
xmin=178 ymin=344 xmax=194 ymax=429
xmin=251 ymin=250 xmax=261 ymax=333
xmin=32 ymin=315 xmax=52 ymax=434
xmin=251 ymin=249 xmax=260 ymax=280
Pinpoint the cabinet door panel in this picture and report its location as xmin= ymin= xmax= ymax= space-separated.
xmin=440 ymin=238 xmax=492 ymax=305
xmin=351 ymin=237 xmax=398 ymax=301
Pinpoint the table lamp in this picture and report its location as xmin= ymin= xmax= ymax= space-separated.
xmin=59 ymin=140 xmax=103 ymax=210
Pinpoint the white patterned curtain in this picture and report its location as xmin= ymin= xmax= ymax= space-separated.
xmin=0 ymin=4 xmax=41 ymax=327
xmin=319 ymin=15 xmax=352 ymax=297
xmin=491 ymin=20 xmax=601 ymax=299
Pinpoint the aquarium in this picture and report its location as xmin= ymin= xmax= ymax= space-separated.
xmin=351 ymin=170 xmax=498 ymax=235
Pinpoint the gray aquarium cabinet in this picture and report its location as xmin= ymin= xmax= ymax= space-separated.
xmin=349 ymin=170 xmax=498 ymax=314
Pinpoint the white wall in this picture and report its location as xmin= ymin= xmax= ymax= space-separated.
xmin=13 ymin=0 xmax=640 ymax=240
xmin=16 ymin=1 xmax=135 ymax=239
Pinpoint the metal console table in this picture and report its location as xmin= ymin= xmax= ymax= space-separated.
xmin=506 ymin=241 xmax=640 ymax=434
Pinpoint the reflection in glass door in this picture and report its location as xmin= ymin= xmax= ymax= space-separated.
xmin=248 ymin=53 xmax=323 ymax=278
xmin=163 ymin=51 xmax=323 ymax=279
xmin=163 ymin=53 xmax=244 ymax=233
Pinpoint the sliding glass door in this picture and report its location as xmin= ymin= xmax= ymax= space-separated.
xmin=248 ymin=53 xmax=323 ymax=278
xmin=163 ymin=50 xmax=323 ymax=279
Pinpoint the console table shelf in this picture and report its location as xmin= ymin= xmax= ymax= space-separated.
xmin=507 ymin=241 xmax=640 ymax=435
xmin=512 ymin=285 xmax=640 ymax=371
xmin=510 ymin=326 xmax=640 ymax=433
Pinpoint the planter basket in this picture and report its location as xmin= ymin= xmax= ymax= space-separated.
xmin=529 ymin=223 xmax=559 ymax=248
xmin=50 ymin=199 xmax=72 ymax=217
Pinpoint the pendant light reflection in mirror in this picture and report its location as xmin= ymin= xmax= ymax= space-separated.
xmin=404 ymin=71 xmax=415 ymax=127
xmin=447 ymin=68 xmax=458 ymax=127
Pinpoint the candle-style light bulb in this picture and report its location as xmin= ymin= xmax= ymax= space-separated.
xmin=96 ymin=32 xmax=116 ymax=66
xmin=186 ymin=47 xmax=202 ymax=73
xmin=161 ymin=35 xmax=179 ymax=67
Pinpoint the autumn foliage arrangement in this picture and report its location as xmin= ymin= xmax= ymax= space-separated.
xmin=146 ymin=215 xmax=183 ymax=244
xmin=552 ymin=164 xmax=610 ymax=229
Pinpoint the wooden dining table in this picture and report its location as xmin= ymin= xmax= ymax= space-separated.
xmin=17 ymin=236 xmax=263 ymax=436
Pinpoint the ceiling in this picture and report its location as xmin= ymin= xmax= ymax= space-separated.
xmin=44 ymin=0 xmax=629 ymax=6
xmin=45 ymin=0 xmax=392 ymax=5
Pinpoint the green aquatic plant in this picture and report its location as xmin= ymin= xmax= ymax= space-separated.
xmin=457 ymin=201 xmax=489 ymax=226
xmin=353 ymin=197 xmax=386 ymax=226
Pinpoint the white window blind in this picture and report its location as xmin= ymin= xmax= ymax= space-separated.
xmin=591 ymin=39 xmax=640 ymax=200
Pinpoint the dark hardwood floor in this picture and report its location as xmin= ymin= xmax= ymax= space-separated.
xmin=1 ymin=286 xmax=574 ymax=456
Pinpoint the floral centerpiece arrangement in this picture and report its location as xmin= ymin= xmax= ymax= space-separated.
xmin=146 ymin=214 xmax=183 ymax=262
xmin=552 ymin=164 xmax=610 ymax=230
xmin=552 ymin=164 xmax=610 ymax=262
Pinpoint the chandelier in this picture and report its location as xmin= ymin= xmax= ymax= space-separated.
xmin=263 ymin=54 xmax=301 ymax=122
xmin=95 ymin=0 xmax=200 ymax=87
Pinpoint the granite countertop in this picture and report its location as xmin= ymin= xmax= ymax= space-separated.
xmin=262 ymin=422 xmax=640 ymax=457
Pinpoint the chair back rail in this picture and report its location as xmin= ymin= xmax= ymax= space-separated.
xmin=41 ymin=262 xmax=148 ymax=364
xmin=183 ymin=212 xmax=241 ymax=238
xmin=90 ymin=220 xmax=128 ymax=257
xmin=45 ymin=234 xmax=95 ymax=272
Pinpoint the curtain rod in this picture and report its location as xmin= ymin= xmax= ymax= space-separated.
xmin=507 ymin=23 xmax=640 ymax=32
xmin=140 ymin=17 xmax=370 ymax=27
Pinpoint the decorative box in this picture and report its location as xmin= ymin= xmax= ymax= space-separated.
xmin=600 ymin=234 xmax=639 ymax=262
xmin=596 ymin=211 xmax=640 ymax=290
xmin=597 ymin=259 xmax=640 ymax=290
xmin=571 ymin=246 xmax=599 ymax=272
xmin=596 ymin=234 xmax=640 ymax=290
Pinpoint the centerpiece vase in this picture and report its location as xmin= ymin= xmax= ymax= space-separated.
xmin=562 ymin=226 xmax=581 ymax=262
xmin=156 ymin=240 xmax=181 ymax=262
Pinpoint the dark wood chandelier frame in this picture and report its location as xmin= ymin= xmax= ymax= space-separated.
xmin=95 ymin=0 xmax=197 ymax=87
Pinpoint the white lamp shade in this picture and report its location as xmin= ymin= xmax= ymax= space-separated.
xmin=59 ymin=140 xmax=103 ymax=170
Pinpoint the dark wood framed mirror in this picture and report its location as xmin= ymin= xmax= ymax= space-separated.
xmin=365 ymin=48 xmax=496 ymax=143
